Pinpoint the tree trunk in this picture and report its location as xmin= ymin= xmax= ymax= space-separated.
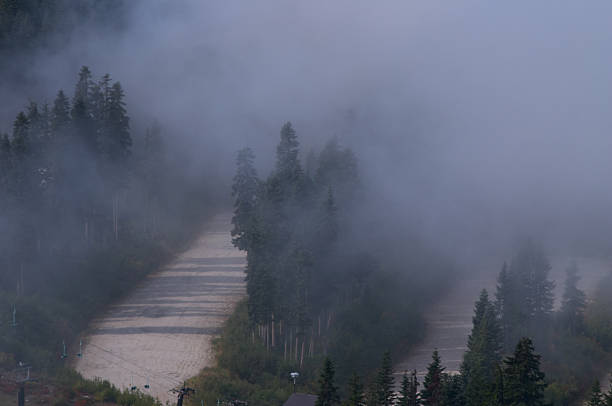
xmin=300 ymin=341 xmax=305 ymax=368
xmin=271 ymin=313 xmax=275 ymax=347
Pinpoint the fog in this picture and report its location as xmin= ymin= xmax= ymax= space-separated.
xmin=4 ymin=0 xmax=612 ymax=264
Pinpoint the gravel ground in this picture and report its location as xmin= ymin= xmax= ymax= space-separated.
xmin=74 ymin=213 xmax=245 ymax=404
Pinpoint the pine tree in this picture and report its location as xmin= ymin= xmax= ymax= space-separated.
xmin=587 ymin=380 xmax=604 ymax=406
xmin=101 ymin=81 xmax=131 ymax=162
xmin=399 ymin=370 xmax=419 ymax=406
xmin=374 ymin=351 xmax=395 ymax=406
xmin=604 ymin=380 xmax=612 ymax=406
xmin=11 ymin=112 xmax=30 ymax=156
xmin=559 ymin=262 xmax=586 ymax=335
xmin=316 ymin=357 xmax=340 ymax=406
xmin=273 ymin=121 xmax=303 ymax=200
xmin=462 ymin=289 xmax=502 ymax=406
xmin=51 ymin=90 xmax=71 ymax=132
xmin=441 ymin=374 xmax=465 ymax=406
xmin=231 ymin=147 xmax=259 ymax=251
xmin=503 ymin=337 xmax=546 ymax=406
xmin=422 ymin=350 xmax=445 ymax=406
xmin=72 ymin=66 xmax=96 ymax=152
xmin=344 ymin=373 xmax=364 ymax=406
xmin=495 ymin=261 xmax=513 ymax=352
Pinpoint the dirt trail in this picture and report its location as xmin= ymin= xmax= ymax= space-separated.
xmin=74 ymin=213 xmax=245 ymax=404
xmin=394 ymin=256 xmax=610 ymax=383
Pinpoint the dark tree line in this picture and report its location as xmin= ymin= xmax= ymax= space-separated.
xmin=0 ymin=66 xmax=202 ymax=300
xmin=231 ymin=122 xmax=360 ymax=365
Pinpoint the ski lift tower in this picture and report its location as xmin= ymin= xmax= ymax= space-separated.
xmin=170 ymin=382 xmax=195 ymax=406
xmin=13 ymin=363 xmax=34 ymax=406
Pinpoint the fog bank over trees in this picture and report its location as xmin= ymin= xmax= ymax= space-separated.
xmin=4 ymin=1 xmax=612 ymax=262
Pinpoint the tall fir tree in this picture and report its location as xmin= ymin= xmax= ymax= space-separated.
xmin=51 ymin=90 xmax=71 ymax=132
xmin=422 ymin=350 xmax=445 ymax=406
xmin=316 ymin=357 xmax=340 ymax=406
xmin=503 ymin=337 xmax=547 ymax=406
xmin=343 ymin=373 xmax=364 ymax=406
xmin=101 ymin=81 xmax=131 ymax=163
xmin=587 ymin=380 xmax=604 ymax=406
xmin=231 ymin=147 xmax=259 ymax=251
xmin=398 ymin=370 xmax=419 ymax=406
xmin=559 ymin=262 xmax=586 ymax=335
xmin=462 ymin=289 xmax=502 ymax=406
xmin=374 ymin=351 xmax=395 ymax=406
xmin=72 ymin=66 xmax=96 ymax=152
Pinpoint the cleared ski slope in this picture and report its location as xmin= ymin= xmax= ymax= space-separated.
xmin=74 ymin=213 xmax=245 ymax=404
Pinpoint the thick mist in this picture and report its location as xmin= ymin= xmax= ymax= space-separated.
xmin=4 ymin=0 xmax=612 ymax=263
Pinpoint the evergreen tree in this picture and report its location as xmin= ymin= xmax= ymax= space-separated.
xmin=72 ymin=66 xmax=96 ymax=151
xmin=273 ymin=121 xmax=303 ymax=200
xmin=51 ymin=90 xmax=71 ymax=132
xmin=559 ymin=262 xmax=586 ymax=335
xmin=399 ymin=370 xmax=419 ymax=406
xmin=422 ymin=350 xmax=445 ymax=406
xmin=587 ymin=380 xmax=604 ymax=406
xmin=11 ymin=111 xmax=30 ymax=156
xmin=503 ymin=337 xmax=546 ymax=406
xmin=231 ymin=147 xmax=259 ymax=251
xmin=374 ymin=351 xmax=395 ymax=406
xmin=101 ymin=81 xmax=131 ymax=162
xmin=344 ymin=373 xmax=364 ymax=406
xmin=441 ymin=374 xmax=465 ymax=406
xmin=462 ymin=289 xmax=502 ymax=406
xmin=603 ymin=380 xmax=612 ymax=406
xmin=316 ymin=357 xmax=340 ymax=406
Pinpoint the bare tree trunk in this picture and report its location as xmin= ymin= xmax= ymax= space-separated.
xmin=284 ymin=339 xmax=287 ymax=361
xmin=289 ymin=328 xmax=293 ymax=357
xmin=318 ymin=315 xmax=321 ymax=336
xmin=300 ymin=341 xmax=305 ymax=368
xmin=295 ymin=336 xmax=299 ymax=361
xmin=271 ymin=313 xmax=275 ymax=348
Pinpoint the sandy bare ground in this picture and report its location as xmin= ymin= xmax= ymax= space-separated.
xmin=394 ymin=256 xmax=611 ymax=384
xmin=74 ymin=213 xmax=245 ymax=404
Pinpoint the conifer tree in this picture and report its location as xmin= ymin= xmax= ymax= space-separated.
xmin=102 ymin=81 xmax=131 ymax=162
xmin=51 ymin=90 xmax=71 ymax=132
xmin=231 ymin=147 xmax=259 ymax=251
xmin=462 ymin=289 xmax=502 ymax=406
xmin=441 ymin=374 xmax=465 ymax=406
xmin=344 ymin=373 xmax=364 ymax=406
xmin=604 ymin=380 xmax=612 ymax=406
xmin=559 ymin=262 xmax=586 ymax=335
xmin=374 ymin=351 xmax=395 ymax=406
xmin=422 ymin=350 xmax=445 ymax=406
xmin=11 ymin=112 xmax=30 ymax=156
xmin=587 ymin=380 xmax=604 ymax=406
xmin=399 ymin=370 xmax=419 ymax=406
xmin=316 ymin=357 xmax=340 ymax=406
xmin=72 ymin=66 xmax=96 ymax=151
xmin=503 ymin=337 xmax=546 ymax=406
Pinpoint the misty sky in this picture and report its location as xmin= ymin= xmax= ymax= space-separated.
xmin=4 ymin=0 xmax=612 ymax=260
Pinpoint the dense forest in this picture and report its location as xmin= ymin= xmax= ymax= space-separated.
xmin=188 ymin=123 xmax=454 ymax=405
xmin=0 ymin=65 xmax=216 ymax=371
xmin=308 ymin=243 xmax=612 ymax=406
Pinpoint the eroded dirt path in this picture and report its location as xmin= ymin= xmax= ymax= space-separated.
xmin=74 ymin=213 xmax=245 ymax=404
xmin=394 ymin=256 xmax=610 ymax=383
